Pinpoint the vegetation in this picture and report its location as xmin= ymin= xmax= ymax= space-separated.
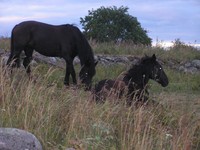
xmin=80 ymin=6 xmax=152 ymax=45
xmin=0 ymin=36 xmax=10 ymax=51
xmin=0 ymin=38 xmax=200 ymax=149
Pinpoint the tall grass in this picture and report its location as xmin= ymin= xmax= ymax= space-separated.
xmin=0 ymin=37 xmax=10 ymax=51
xmin=1 ymin=37 xmax=200 ymax=61
xmin=0 ymin=37 xmax=200 ymax=149
xmin=90 ymin=40 xmax=200 ymax=62
xmin=0 ymin=62 xmax=200 ymax=149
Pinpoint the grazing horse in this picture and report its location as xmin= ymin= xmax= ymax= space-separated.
xmin=94 ymin=54 xmax=169 ymax=105
xmin=6 ymin=21 xmax=97 ymax=90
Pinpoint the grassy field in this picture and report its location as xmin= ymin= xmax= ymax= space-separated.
xmin=0 ymin=38 xmax=200 ymax=149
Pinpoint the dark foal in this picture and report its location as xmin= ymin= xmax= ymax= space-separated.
xmin=94 ymin=54 xmax=169 ymax=106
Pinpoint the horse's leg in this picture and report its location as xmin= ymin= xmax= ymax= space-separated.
xmin=64 ymin=62 xmax=70 ymax=86
xmin=70 ymin=63 xmax=77 ymax=84
xmin=69 ymin=60 xmax=77 ymax=85
xmin=64 ymin=57 xmax=77 ymax=86
xmin=23 ymin=48 xmax=33 ymax=76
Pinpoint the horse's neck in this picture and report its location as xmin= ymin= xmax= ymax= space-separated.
xmin=79 ymin=52 xmax=94 ymax=67
xmin=78 ymin=40 xmax=94 ymax=66
xmin=123 ymin=65 xmax=149 ymax=88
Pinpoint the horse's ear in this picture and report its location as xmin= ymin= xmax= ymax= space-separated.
xmin=152 ymin=54 xmax=156 ymax=61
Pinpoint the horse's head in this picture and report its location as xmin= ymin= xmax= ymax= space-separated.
xmin=79 ymin=60 xmax=98 ymax=90
xmin=142 ymin=54 xmax=169 ymax=87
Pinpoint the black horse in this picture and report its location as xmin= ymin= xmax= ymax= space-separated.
xmin=94 ymin=54 xmax=169 ymax=105
xmin=6 ymin=21 xmax=97 ymax=90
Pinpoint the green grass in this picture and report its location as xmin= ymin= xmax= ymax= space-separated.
xmin=1 ymin=62 xmax=199 ymax=149
xmin=149 ymin=67 xmax=200 ymax=94
xmin=91 ymin=40 xmax=200 ymax=62
xmin=0 ymin=38 xmax=200 ymax=149
xmin=1 ymin=37 xmax=200 ymax=61
xmin=0 ymin=37 xmax=10 ymax=51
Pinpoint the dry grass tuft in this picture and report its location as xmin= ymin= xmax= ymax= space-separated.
xmin=0 ymin=63 xmax=200 ymax=149
xmin=0 ymin=38 xmax=200 ymax=149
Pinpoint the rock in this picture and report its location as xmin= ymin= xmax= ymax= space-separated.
xmin=0 ymin=49 xmax=5 ymax=55
xmin=65 ymin=148 xmax=75 ymax=150
xmin=179 ymin=66 xmax=185 ymax=72
xmin=178 ymin=60 xmax=200 ymax=74
xmin=179 ymin=66 xmax=198 ymax=74
xmin=49 ymin=57 xmax=57 ymax=64
xmin=186 ymin=67 xmax=198 ymax=74
xmin=167 ymin=60 xmax=175 ymax=68
xmin=73 ymin=56 xmax=80 ymax=65
xmin=184 ymin=62 xmax=192 ymax=68
xmin=33 ymin=52 xmax=65 ymax=69
xmin=0 ymin=128 xmax=42 ymax=150
xmin=191 ymin=59 xmax=200 ymax=69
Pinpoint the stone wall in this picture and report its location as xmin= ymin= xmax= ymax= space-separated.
xmin=1 ymin=49 xmax=200 ymax=74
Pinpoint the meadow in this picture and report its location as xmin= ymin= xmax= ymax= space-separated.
xmin=0 ymin=37 xmax=200 ymax=150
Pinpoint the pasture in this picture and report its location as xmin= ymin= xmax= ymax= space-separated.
xmin=0 ymin=37 xmax=200 ymax=149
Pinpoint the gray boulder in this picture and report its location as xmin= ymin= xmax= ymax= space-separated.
xmin=0 ymin=128 xmax=42 ymax=150
xmin=191 ymin=59 xmax=200 ymax=69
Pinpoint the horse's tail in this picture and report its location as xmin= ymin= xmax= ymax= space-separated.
xmin=11 ymin=29 xmax=14 ymax=54
xmin=6 ymin=25 xmax=22 ymax=68
xmin=6 ymin=30 xmax=14 ymax=66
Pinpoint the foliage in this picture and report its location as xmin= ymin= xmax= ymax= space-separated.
xmin=80 ymin=6 xmax=152 ymax=45
xmin=171 ymin=38 xmax=197 ymax=50
xmin=89 ymin=39 xmax=200 ymax=62
xmin=0 ymin=36 xmax=10 ymax=51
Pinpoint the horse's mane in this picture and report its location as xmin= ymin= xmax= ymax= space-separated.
xmin=117 ymin=55 xmax=153 ymax=85
xmin=135 ymin=55 xmax=152 ymax=65
xmin=63 ymin=24 xmax=95 ymax=66
xmin=128 ymin=55 xmax=153 ymax=72
xmin=64 ymin=24 xmax=77 ymax=28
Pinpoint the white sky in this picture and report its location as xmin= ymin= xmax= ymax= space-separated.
xmin=0 ymin=0 xmax=200 ymax=44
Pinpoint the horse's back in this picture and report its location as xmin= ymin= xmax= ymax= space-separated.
xmin=94 ymin=79 xmax=126 ymax=103
xmin=12 ymin=21 xmax=79 ymax=42
xmin=11 ymin=21 xmax=83 ymax=57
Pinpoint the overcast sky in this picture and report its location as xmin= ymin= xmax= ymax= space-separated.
xmin=0 ymin=0 xmax=200 ymax=44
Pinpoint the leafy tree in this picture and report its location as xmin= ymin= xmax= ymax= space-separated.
xmin=80 ymin=6 xmax=152 ymax=45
